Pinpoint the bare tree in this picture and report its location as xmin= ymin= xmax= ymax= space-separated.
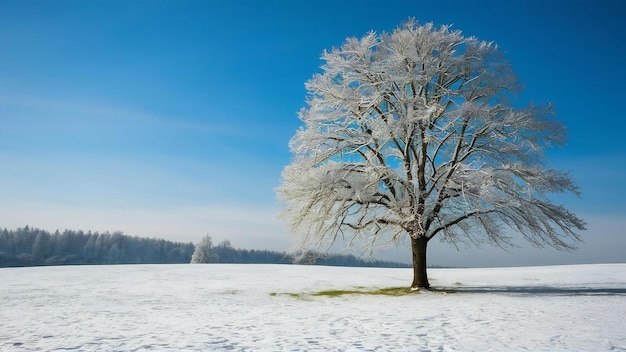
xmin=277 ymin=19 xmax=585 ymax=289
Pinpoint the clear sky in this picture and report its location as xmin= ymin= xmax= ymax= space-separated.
xmin=1 ymin=0 xmax=624 ymax=267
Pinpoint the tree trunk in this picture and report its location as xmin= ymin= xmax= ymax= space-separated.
xmin=410 ymin=236 xmax=430 ymax=289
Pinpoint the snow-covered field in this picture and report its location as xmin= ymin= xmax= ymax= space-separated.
xmin=1 ymin=264 xmax=624 ymax=351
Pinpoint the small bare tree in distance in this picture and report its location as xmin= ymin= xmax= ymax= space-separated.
xmin=277 ymin=19 xmax=586 ymax=289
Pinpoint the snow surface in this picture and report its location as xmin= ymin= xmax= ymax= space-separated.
xmin=1 ymin=264 xmax=625 ymax=351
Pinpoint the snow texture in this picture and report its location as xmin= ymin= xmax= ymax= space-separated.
xmin=1 ymin=264 xmax=625 ymax=351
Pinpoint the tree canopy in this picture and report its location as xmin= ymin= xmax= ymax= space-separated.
xmin=277 ymin=19 xmax=585 ymax=288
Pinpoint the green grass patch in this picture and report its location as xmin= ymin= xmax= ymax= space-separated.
xmin=270 ymin=286 xmax=459 ymax=298
xmin=271 ymin=286 xmax=420 ymax=298
xmin=312 ymin=286 xmax=417 ymax=297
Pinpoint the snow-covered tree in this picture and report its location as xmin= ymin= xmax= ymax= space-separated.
xmin=190 ymin=234 xmax=219 ymax=264
xmin=277 ymin=19 xmax=585 ymax=289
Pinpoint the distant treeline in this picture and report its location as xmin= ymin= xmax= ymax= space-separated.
xmin=211 ymin=239 xmax=410 ymax=268
xmin=0 ymin=226 xmax=410 ymax=268
xmin=0 ymin=226 xmax=195 ymax=267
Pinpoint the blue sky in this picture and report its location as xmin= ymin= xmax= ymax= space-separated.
xmin=1 ymin=0 xmax=624 ymax=266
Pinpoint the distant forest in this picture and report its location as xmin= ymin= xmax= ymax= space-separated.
xmin=0 ymin=226 xmax=194 ymax=267
xmin=0 ymin=226 xmax=410 ymax=268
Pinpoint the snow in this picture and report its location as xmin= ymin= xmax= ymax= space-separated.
xmin=1 ymin=264 xmax=624 ymax=351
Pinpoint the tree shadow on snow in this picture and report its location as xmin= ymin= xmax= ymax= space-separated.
xmin=442 ymin=286 xmax=626 ymax=296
